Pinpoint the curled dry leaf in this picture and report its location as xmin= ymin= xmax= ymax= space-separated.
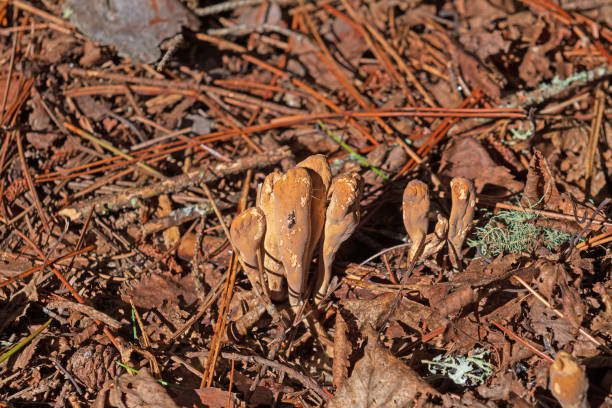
xmin=402 ymin=180 xmax=430 ymax=265
xmin=329 ymin=327 xmax=439 ymax=408
xmin=315 ymin=172 xmax=363 ymax=303
xmin=448 ymin=177 xmax=476 ymax=270
xmin=549 ymin=351 xmax=589 ymax=408
xmin=98 ymin=367 xmax=179 ymax=408
xmin=272 ymin=167 xmax=313 ymax=308
xmin=440 ymin=137 xmax=523 ymax=193
xmin=521 ymin=149 xmax=573 ymax=214
xmin=230 ymin=207 xmax=266 ymax=295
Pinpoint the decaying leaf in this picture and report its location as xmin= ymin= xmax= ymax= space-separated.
xmin=329 ymin=327 xmax=438 ymax=407
xmin=440 ymin=137 xmax=523 ymax=193
xmin=97 ymin=367 xmax=179 ymax=408
xmin=341 ymin=293 xmax=431 ymax=331
xmin=521 ymin=149 xmax=571 ymax=212
xmin=64 ymin=0 xmax=200 ymax=63
xmin=121 ymin=272 xmax=198 ymax=309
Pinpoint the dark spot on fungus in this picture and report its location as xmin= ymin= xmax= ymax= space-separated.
xmin=287 ymin=211 xmax=296 ymax=229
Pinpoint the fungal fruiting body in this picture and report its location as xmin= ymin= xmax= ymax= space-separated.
xmin=403 ymin=180 xmax=430 ymax=266
xmin=315 ymin=172 xmax=363 ymax=303
xmin=448 ymin=177 xmax=475 ymax=270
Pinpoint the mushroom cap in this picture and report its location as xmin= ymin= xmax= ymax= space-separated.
xmin=230 ymin=207 xmax=266 ymax=267
xmin=272 ymin=167 xmax=313 ymax=307
xmin=230 ymin=207 xmax=266 ymax=290
xmin=297 ymin=154 xmax=332 ymax=193
xmin=324 ymin=172 xmax=363 ymax=250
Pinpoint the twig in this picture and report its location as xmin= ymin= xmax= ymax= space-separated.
xmin=490 ymin=320 xmax=554 ymax=363
xmin=54 ymin=356 xmax=83 ymax=395
xmin=16 ymin=131 xmax=49 ymax=231
xmin=64 ymin=123 xmax=165 ymax=179
xmin=0 ymin=318 xmax=52 ymax=364
xmin=195 ymin=0 xmax=297 ymax=16
xmin=0 ymin=245 xmax=94 ymax=289
xmin=166 ymin=270 xmax=228 ymax=343
xmin=221 ymin=352 xmax=330 ymax=401
xmin=46 ymin=300 xmax=122 ymax=329
xmin=585 ymin=88 xmax=605 ymax=197
xmin=512 ymin=275 xmax=612 ymax=354
xmin=58 ymin=147 xmax=291 ymax=220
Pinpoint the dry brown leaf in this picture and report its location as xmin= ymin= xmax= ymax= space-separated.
xmin=521 ymin=149 xmax=572 ymax=213
xmin=103 ymin=367 xmax=179 ymax=408
xmin=121 ymin=273 xmax=199 ymax=309
xmin=341 ymin=293 xmax=431 ymax=331
xmin=440 ymin=137 xmax=523 ymax=193
xmin=329 ymin=328 xmax=438 ymax=407
xmin=64 ymin=0 xmax=200 ymax=63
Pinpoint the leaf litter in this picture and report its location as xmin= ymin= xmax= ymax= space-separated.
xmin=0 ymin=0 xmax=611 ymax=407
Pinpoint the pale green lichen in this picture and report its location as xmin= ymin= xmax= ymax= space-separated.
xmin=422 ymin=348 xmax=494 ymax=386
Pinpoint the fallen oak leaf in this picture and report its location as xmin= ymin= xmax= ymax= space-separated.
xmin=328 ymin=326 xmax=439 ymax=408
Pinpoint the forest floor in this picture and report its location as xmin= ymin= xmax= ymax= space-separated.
xmin=0 ymin=0 xmax=611 ymax=407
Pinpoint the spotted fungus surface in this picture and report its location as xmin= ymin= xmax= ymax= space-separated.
xmin=232 ymin=155 xmax=362 ymax=309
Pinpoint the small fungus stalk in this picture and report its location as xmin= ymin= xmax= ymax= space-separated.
xmin=402 ymin=180 xmax=430 ymax=268
xmin=448 ymin=177 xmax=475 ymax=270
xmin=315 ymin=172 xmax=363 ymax=303
xmin=230 ymin=207 xmax=266 ymax=297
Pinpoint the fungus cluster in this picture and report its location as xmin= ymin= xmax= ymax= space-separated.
xmin=230 ymin=155 xmax=363 ymax=309
xmin=402 ymin=177 xmax=475 ymax=269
